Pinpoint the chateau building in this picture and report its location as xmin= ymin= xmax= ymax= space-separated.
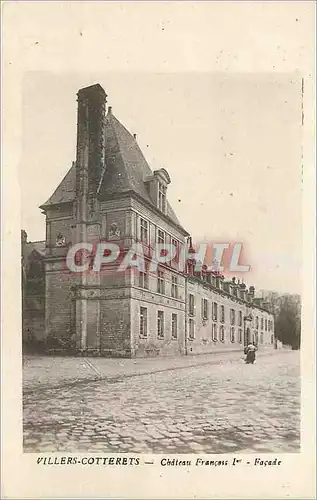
xmin=23 ymin=83 xmax=275 ymax=357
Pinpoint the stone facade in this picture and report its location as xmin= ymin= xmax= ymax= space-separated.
xmin=21 ymin=230 xmax=46 ymax=350
xmin=25 ymin=83 xmax=275 ymax=357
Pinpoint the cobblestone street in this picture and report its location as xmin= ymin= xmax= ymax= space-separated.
xmin=23 ymin=351 xmax=300 ymax=454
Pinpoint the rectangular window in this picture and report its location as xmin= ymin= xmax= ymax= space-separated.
xmin=230 ymin=327 xmax=235 ymax=343
xmin=265 ymin=319 xmax=268 ymax=331
xmin=220 ymin=305 xmax=225 ymax=323
xmin=260 ymin=332 xmax=264 ymax=344
xmin=261 ymin=317 xmax=264 ymax=330
xmin=157 ymin=229 xmax=165 ymax=245
xmin=220 ymin=325 xmax=225 ymax=342
xmin=230 ymin=308 xmax=235 ymax=325
xmin=139 ymin=271 xmax=149 ymax=289
xmin=172 ymin=313 xmax=177 ymax=339
xmin=202 ymin=298 xmax=209 ymax=320
xmin=188 ymin=318 xmax=195 ymax=339
xmin=212 ymin=323 xmax=217 ymax=341
xmin=189 ymin=294 xmax=195 ymax=316
xmin=157 ymin=310 xmax=164 ymax=338
xmin=171 ymin=238 xmax=179 ymax=262
xmin=140 ymin=218 xmax=148 ymax=243
xmin=212 ymin=302 xmax=218 ymax=321
xmin=158 ymin=183 xmax=166 ymax=212
xmin=171 ymin=276 xmax=178 ymax=298
xmin=157 ymin=269 xmax=165 ymax=294
xmin=140 ymin=307 xmax=147 ymax=337
xmin=238 ymin=328 xmax=242 ymax=343
xmin=239 ymin=311 xmax=243 ymax=327
xmin=256 ymin=316 xmax=259 ymax=329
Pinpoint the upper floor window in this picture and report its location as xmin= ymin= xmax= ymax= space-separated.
xmin=261 ymin=317 xmax=264 ymax=330
xmin=189 ymin=294 xmax=195 ymax=316
xmin=171 ymin=276 xmax=178 ymax=298
xmin=212 ymin=302 xmax=218 ymax=321
xmin=139 ymin=270 xmax=149 ymax=290
xmin=157 ymin=269 xmax=165 ymax=294
xmin=220 ymin=305 xmax=225 ymax=323
xmin=256 ymin=316 xmax=259 ymax=329
xmin=202 ymin=298 xmax=209 ymax=320
xmin=157 ymin=229 xmax=165 ymax=245
xmin=230 ymin=308 xmax=235 ymax=326
xmin=171 ymin=238 xmax=179 ymax=262
xmin=140 ymin=218 xmax=149 ymax=243
xmin=158 ymin=183 xmax=167 ymax=212
xmin=265 ymin=319 xmax=268 ymax=331
xmin=238 ymin=311 xmax=243 ymax=327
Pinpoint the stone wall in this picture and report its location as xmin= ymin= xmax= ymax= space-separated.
xmin=185 ymin=277 xmax=275 ymax=355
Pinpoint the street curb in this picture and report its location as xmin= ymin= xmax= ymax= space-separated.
xmin=22 ymin=350 xmax=287 ymax=395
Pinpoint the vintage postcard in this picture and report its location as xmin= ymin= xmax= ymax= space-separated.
xmin=1 ymin=1 xmax=315 ymax=499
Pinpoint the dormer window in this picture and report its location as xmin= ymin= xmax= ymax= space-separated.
xmin=158 ymin=182 xmax=166 ymax=213
xmin=144 ymin=168 xmax=171 ymax=214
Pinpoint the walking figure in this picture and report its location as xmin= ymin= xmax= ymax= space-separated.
xmin=244 ymin=342 xmax=257 ymax=364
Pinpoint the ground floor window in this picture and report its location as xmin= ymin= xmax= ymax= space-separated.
xmin=260 ymin=332 xmax=264 ymax=344
xmin=172 ymin=313 xmax=177 ymax=339
xmin=212 ymin=323 xmax=217 ymax=341
xmin=271 ymin=334 xmax=274 ymax=344
xmin=238 ymin=328 xmax=242 ymax=343
xmin=157 ymin=310 xmax=164 ymax=338
xmin=230 ymin=327 xmax=235 ymax=342
xmin=139 ymin=307 xmax=147 ymax=337
xmin=188 ymin=318 xmax=195 ymax=339
xmin=219 ymin=325 xmax=225 ymax=342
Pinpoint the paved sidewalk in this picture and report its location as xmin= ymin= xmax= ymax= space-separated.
xmin=23 ymin=347 xmax=287 ymax=392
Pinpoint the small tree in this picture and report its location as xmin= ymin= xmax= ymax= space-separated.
xmin=274 ymin=294 xmax=301 ymax=349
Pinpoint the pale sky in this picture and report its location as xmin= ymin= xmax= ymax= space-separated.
xmin=20 ymin=72 xmax=302 ymax=294
xmin=6 ymin=1 xmax=310 ymax=297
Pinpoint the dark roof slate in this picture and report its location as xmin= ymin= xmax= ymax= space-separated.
xmin=41 ymin=109 xmax=186 ymax=232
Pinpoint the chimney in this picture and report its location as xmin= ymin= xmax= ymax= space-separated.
xmin=239 ymin=282 xmax=246 ymax=301
xmin=76 ymin=84 xmax=107 ymax=197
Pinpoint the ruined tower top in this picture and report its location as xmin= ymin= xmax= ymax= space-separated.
xmin=77 ymin=83 xmax=107 ymax=102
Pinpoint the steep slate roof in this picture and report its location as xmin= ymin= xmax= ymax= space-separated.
xmin=41 ymin=164 xmax=76 ymax=207
xmin=41 ymin=109 xmax=186 ymax=233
